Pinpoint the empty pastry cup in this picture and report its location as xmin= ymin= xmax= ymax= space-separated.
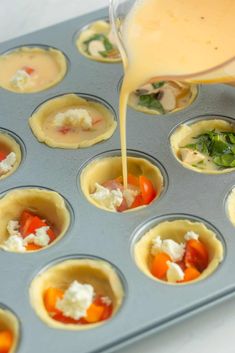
xmin=29 ymin=257 xmax=125 ymax=330
xmin=0 ymin=187 xmax=71 ymax=253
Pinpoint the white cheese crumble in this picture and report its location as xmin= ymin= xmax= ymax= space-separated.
xmin=56 ymin=281 xmax=94 ymax=320
xmin=4 ymin=235 xmax=26 ymax=252
xmin=88 ymin=40 xmax=105 ymax=57
xmin=151 ymin=236 xmax=185 ymax=262
xmin=54 ymin=109 xmax=92 ymax=130
xmin=184 ymin=231 xmax=199 ymax=241
xmin=7 ymin=220 xmax=20 ymax=236
xmin=0 ymin=152 xmax=16 ymax=174
xmin=100 ymin=296 xmax=112 ymax=306
xmin=166 ymin=261 xmax=184 ymax=283
xmin=10 ymin=69 xmax=30 ymax=88
xmin=91 ymin=183 xmax=123 ymax=211
xmin=123 ymin=188 xmax=139 ymax=208
xmin=24 ymin=226 xmax=50 ymax=247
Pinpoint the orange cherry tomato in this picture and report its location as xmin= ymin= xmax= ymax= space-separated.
xmin=94 ymin=296 xmax=113 ymax=321
xmin=44 ymin=287 xmax=64 ymax=314
xmin=0 ymin=330 xmax=13 ymax=353
xmin=139 ymin=175 xmax=157 ymax=204
xmin=23 ymin=66 xmax=34 ymax=75
xmin=184 ymin=239 xmax=209 ymax=272
xmin=182 ymin=267 xmax=201 ymax=282
xmin=84 ymin=303 xmax=105 ymax=323
xmin=25 ymin=243 xmax=42 ymax=251
xmin=151 ymin=252 xmax=171 ymax=279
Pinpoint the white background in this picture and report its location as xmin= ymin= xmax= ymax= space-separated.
xmin=0 ymin=0 xmax=234 ymax=352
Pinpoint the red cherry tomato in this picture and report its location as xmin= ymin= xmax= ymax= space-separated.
xmin=139 ymin=175 xmax=157 ymax=204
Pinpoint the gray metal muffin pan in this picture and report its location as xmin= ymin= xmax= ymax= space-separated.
xmin=1 ymin=6 xmax=235 ymax=353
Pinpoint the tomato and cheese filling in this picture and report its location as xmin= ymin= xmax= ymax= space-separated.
xmin=0 ymin=330 xmax=13 ymax=353
xmin=150 ymin=231 xmax=209 ymax=283
xmin=44 ymin=281 xmax=113 ymax=324
xmin=0 ymin=151 xmax=16 ymax=177
xmin=4 ymin=210 xmax=56 ymax=252
xmin=90 ymin=173 xmax=157 ymax=212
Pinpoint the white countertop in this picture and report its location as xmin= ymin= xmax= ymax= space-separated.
xmin=1 ymin=1 xmax=234 ymax=352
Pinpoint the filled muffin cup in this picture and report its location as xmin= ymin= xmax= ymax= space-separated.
xmin=0 ymin=188 xmax=71 ymax=253
xmin=29 ymin=93 xmax=117 ymax=149
xmin=0 ymin=45 xmax=67 ymax=93
xmin=29 ymin=257 xmax=125 ymax=330
xmin=133 ymin=217 xmax=223 ymax=285
xmin=170 ymin=117 xmax=235 ymax=174
xmin=76 ymin=19 xmax=121 ymax=63
xmin=80 ymin=151 xmax=165 ymax=213
xmin=0 ymin=306 xmax=20 ymax=353
xmin=128 ymin=81 xmax=198 ymax=115
xmin=0 ymin=131 xmax=22 ymax=180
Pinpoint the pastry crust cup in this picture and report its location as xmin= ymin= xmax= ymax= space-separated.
xmin=171 ymin=118 xmax=235 ymax=174
xmin=76 ymin=20 xmax=121 ymax=63
xmin=0 ymin=132 xmax=21 ymax=180
xmin=128 ymin=84 xmax=198 ymax=115
xmin=0 ymin=46 xmax=67 ymax=93
xmin=134 ymin=219 xmax=223 ymax=285
xmin=0 ymin=188 xmax=70 ymax=252
xmin=29 ymin=258 xmax=124 ymax=330
xmin=29 ymin=94 xmax=117 ymax=149
xmin=80 ymin=155 xmax=164 ymax=212
xmin=0 ymin=307 xmax=20 ymax=353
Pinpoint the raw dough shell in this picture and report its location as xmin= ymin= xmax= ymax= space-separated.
xmin=0 ymin=46 xmax=67 ymax=93
xmin=29 ymin=258 xmax=124 ymax=330
xmin=29 ymin=94 xmax=117 ymax=148
xmin=170 ymin=118 xmax=235 ymax=174
xmin=0 ymin=188 xmax=70 ymax=252
xmin=0 ymin=307 xmax=19 ymax=353
xmin=0 ymin=132 xmax=21 ymax=180
xmin=128 ymin=83 xmax=198 ymax=115
xmin=76 ymin=20 xmax=121 ymax=63
xmin=80 ymin=155 xmax=164 ymax=212
xmin=226 ymin=187 xmax=235 ymax=227
xmin=134 ymin=219 xmax=223 ymax=285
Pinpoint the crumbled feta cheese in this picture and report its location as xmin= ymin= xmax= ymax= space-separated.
xmin=4 ymin=235 xmax=25 ymax=252
xmin=54 ymin=109 xmax=92 ymax=130
xmin=166 ymin=261 xmax=184 ymax=283
xmin=151 ymin=236 xmax=185 ymax=262
xmin=0 ymin=152 xmax=16 ymax=174
xmin=123 ymin=188 xmax=139 ymax=208
xmin=10 ymin=69 xmax=30 ymax=88
xmin=7 ymin=220 xmax=20 ymax=236
xmin=56 ymin=281 xmax=94 ymax=320
xmin=91 ymin=183 xmax=123 ymax=211
xmin=184 ymin=231 xmax=199 ymax=241
xmin=100 ymin=296 xmax=112 ymax=306
xmin=23 ymin=226 xmax=50 ymax=247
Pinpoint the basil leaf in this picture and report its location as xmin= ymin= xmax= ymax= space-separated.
xmin=226 ymin=133 xmax=235 ymax=144
xmin=210 ymin=140 xmax=230 ymax=156
xmin=138 ymin=94 xmax=165 ymax=114
xmin=151 ymin=81 xmax=165 ymax=89
xmin=84 ymin=34 xmax=106 ymax=45
xmin=213 ymin=154 xmax=235 ymax=167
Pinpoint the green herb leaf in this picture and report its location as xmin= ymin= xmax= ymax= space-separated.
xmin=138 ymin=94 xmax=165 ymax=114
xmin=213 ymin=154 xmax=235 ymax=167
xmin=151 ymin=81 xmax=165 ymax=89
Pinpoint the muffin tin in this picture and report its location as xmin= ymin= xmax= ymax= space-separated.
xmin=1 ymin=6 xmax=235 ymax=353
